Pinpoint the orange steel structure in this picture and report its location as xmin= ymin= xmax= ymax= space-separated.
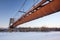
xmin=10 ymin=0 xmax=60 ymax=28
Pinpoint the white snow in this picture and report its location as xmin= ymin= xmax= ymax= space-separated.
xmin=0 ymin=32 xmax=60 ymax=40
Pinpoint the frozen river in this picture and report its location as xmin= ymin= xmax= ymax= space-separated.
xmin=0 ymin=31 xmax=60 ymax=40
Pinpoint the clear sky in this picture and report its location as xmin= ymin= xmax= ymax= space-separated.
xmin=0 ymin=0 xmax=60 ymax=28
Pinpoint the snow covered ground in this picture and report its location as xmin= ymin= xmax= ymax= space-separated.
xmin=0 ymin=31 xmax=60 ymax=40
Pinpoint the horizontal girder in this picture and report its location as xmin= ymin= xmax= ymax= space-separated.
xmin=10 ymin=0 xmax=60 ymax=28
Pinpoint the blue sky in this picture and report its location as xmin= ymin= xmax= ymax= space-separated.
xmin=0 ymin=0 xmax=60 ymax=28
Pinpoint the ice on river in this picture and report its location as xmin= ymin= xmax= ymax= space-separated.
xmin=0 ymin=31 xmax=60 ymax=40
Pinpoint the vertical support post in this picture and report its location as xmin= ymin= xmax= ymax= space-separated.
xmin=8 ymin=18 xmax=15 ymax=32
xmin=9 ymin=18 xmax=15 ymax=26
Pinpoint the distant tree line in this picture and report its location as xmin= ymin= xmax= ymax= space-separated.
xmin=0 ymin=26 xmax=60 ymax=32
xmin=13 ymin=27 xmax=60 ymax=32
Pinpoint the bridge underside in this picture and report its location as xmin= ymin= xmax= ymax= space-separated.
xmin=10 ymin=0 xmax=60 ymax=28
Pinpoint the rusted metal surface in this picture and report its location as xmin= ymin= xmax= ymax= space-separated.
xmin=10 ymin=0 xmax=60 ymax=28
xmin=18 ymin=0 xmax=47 ymax=20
